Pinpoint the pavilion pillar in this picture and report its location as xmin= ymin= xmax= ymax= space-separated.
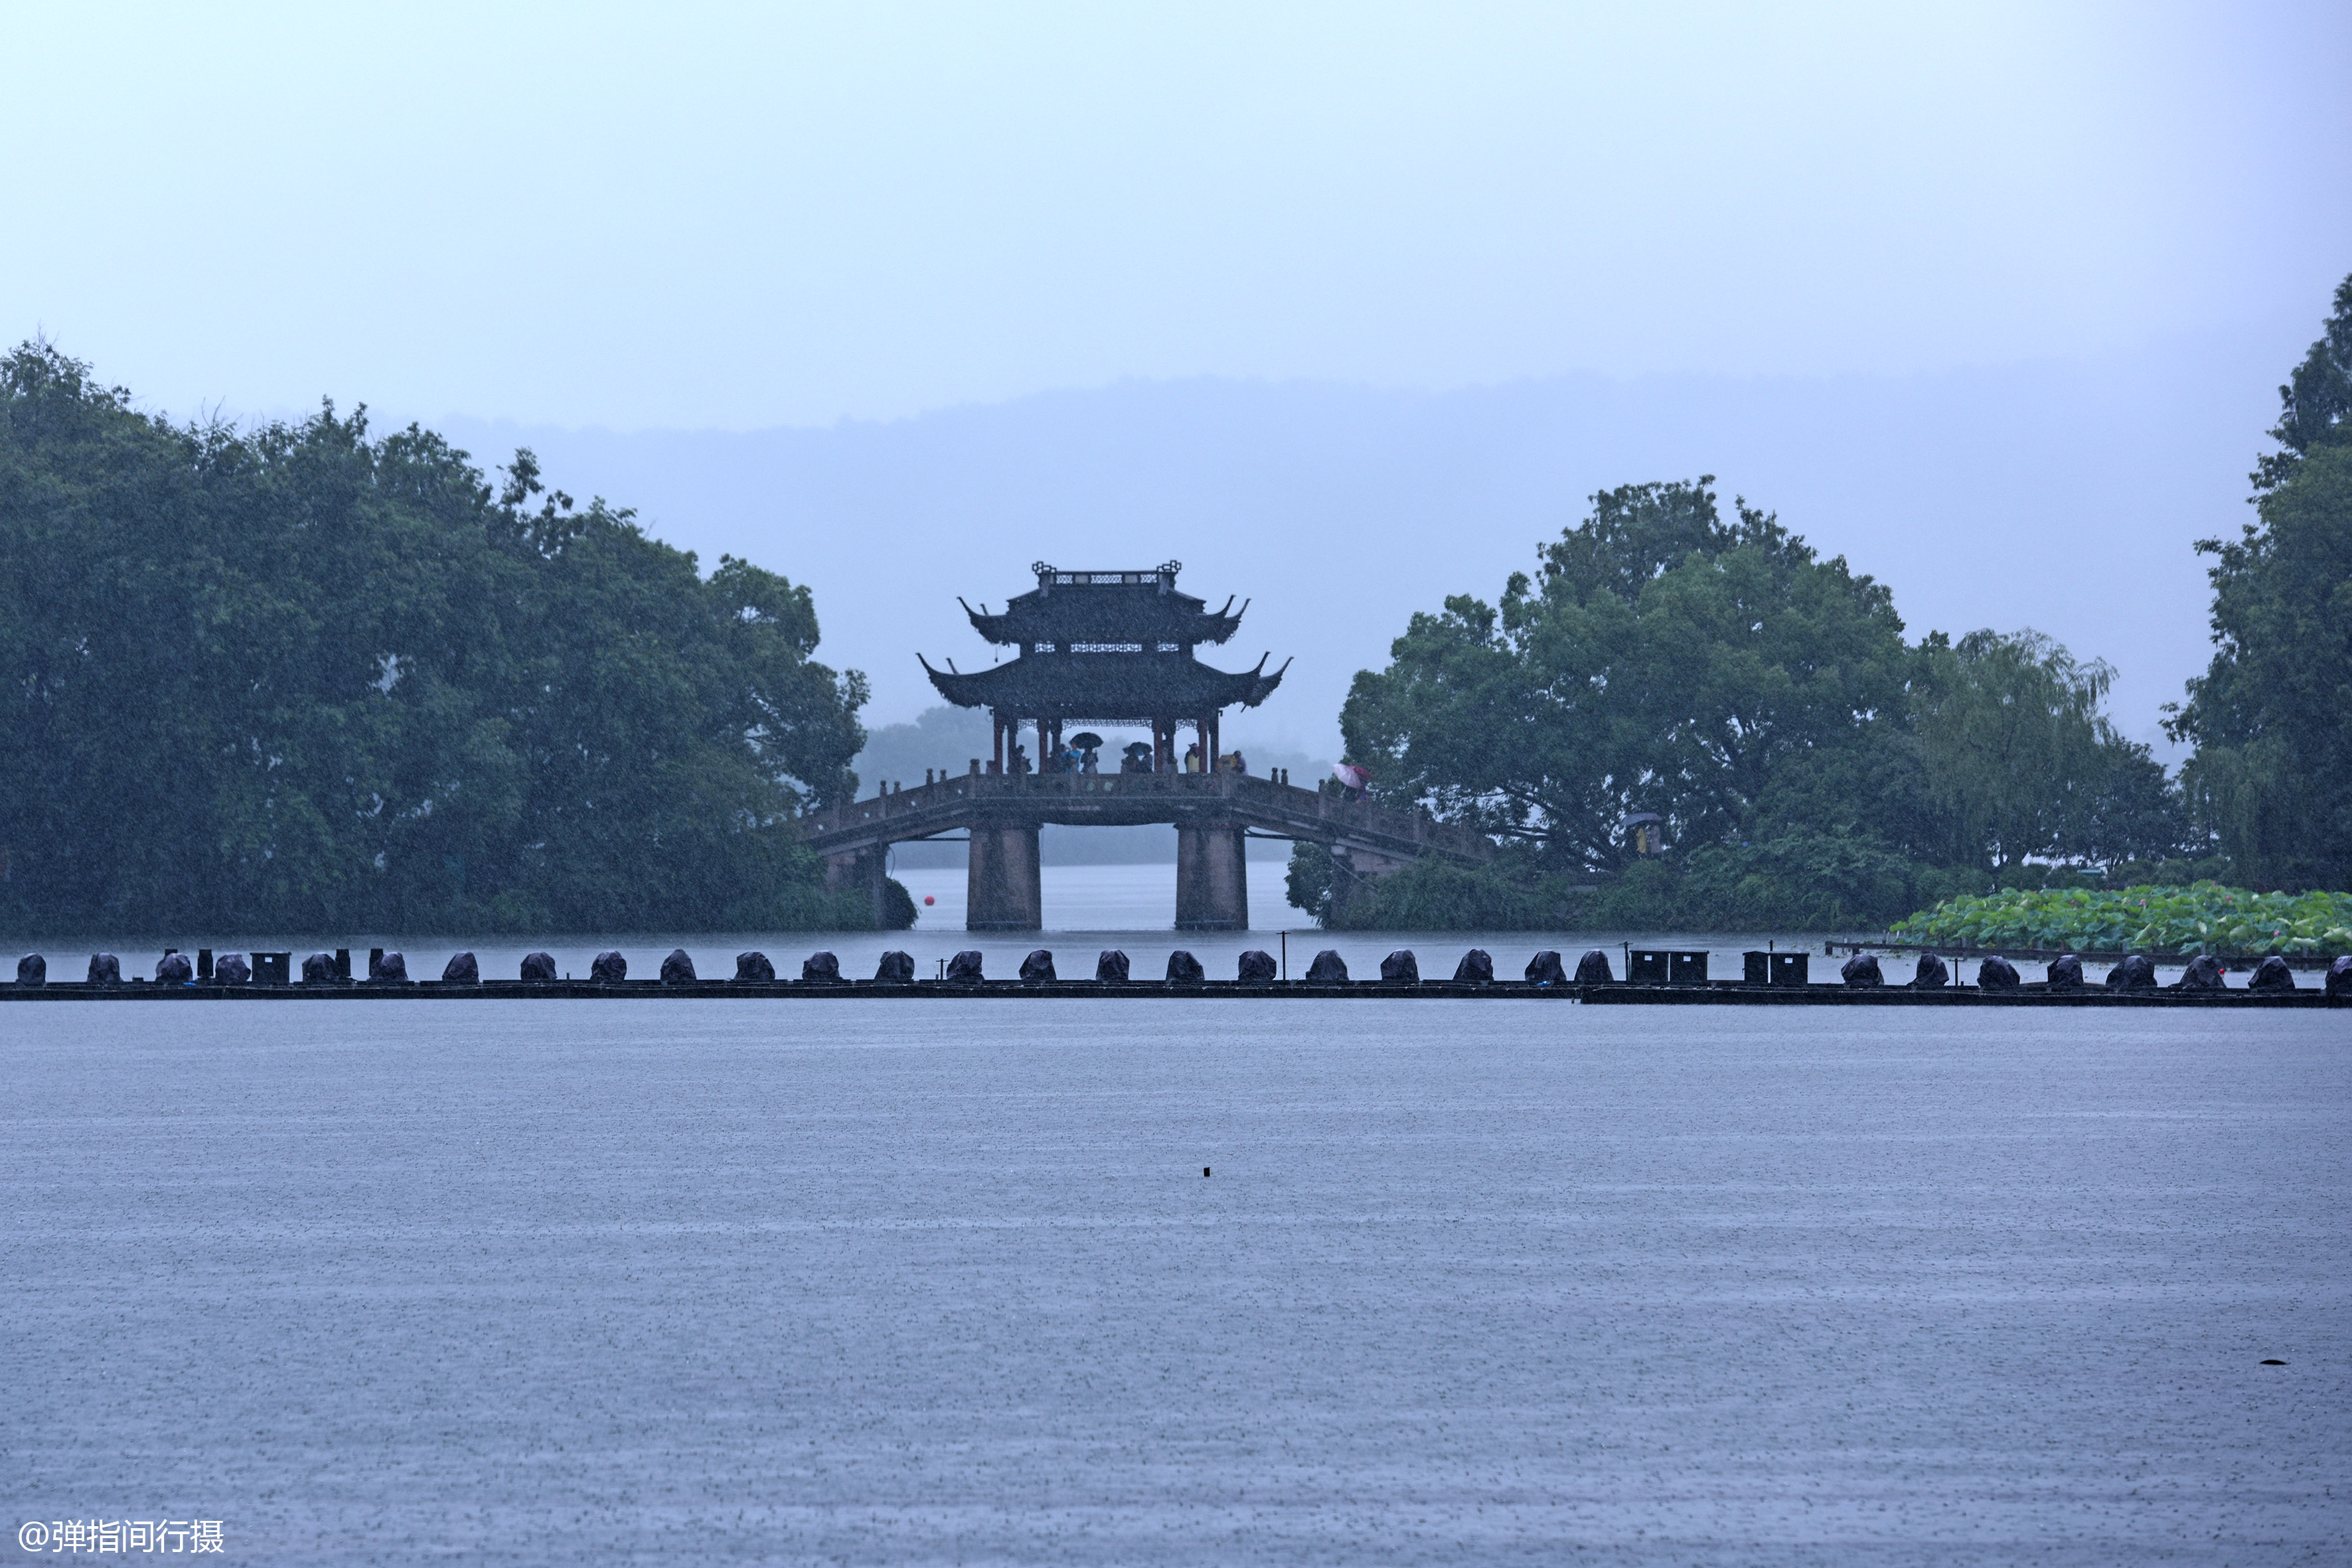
xmin=968 ymin=820 xmax=1042 ymax=930
xmin=1174 ymin=819 xmax=1247 ymax=931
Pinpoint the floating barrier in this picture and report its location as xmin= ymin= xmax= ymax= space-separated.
xmin=6 ymin=945 xmax=2345 ymax=1005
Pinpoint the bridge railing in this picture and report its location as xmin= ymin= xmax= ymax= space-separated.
xmin=801 ymin=769 xmax=1493 ymax=861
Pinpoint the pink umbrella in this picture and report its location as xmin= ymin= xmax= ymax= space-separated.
xmin=1332 ymin=763 xmax=1370 ymax=791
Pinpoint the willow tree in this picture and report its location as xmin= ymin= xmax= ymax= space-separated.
xmin=1913 ymin=629 xmax=2173 ymax=873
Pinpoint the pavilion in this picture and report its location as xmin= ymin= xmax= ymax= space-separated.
xmin=799 ymin=566 xmax=1485 ymax=929
xmin=919 ymin=560 xmax=1288 ymax=778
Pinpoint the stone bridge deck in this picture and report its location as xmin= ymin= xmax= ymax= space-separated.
xmin=800 ymin=771 xmax=1494 ymax=931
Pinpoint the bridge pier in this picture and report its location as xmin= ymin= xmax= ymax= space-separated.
xmin=826 ymin=849 xmax=894 ymax=929
xmin=1322 ymin=845 xmax=1409 ymax=927
xmin=1175 ymin=821 xmax=1249 ymax=931
xmin=968 ymin=821 xmax=1042 ymax=930
xmin=801 ymin=773 xmax=1494 ymax=936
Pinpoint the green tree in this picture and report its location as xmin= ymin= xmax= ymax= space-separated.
xmin=1340 ymin=478 xmax=1917 ymax=871
xmin=1308 ymin=479 xmax=2183 ymax=929
xmin=0 ymin=341 xmax=886 ymax=935
xmin=2167 ymin=272 xmax=2352 ymax=888
xmin=1914 ymin=629 xmax=2178 ymax=874
xmin=2250 ymin=273 xmax=2352 ymax=495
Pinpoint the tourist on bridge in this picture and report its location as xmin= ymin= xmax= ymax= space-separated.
xmin=1120 ymin=742 xmax=1153 ymax=774
xmin=1184 ymin=742 xmax=1202 ymax=773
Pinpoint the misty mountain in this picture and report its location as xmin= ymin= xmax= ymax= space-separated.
xmin=433 ymin=318 xmax=2296 ymax=766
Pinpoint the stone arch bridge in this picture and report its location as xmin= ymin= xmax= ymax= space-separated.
xmin=801 ymin=768 xmax=1496 ymax=931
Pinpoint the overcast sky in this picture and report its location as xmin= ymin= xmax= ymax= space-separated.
xmin=7 ymin=3 xmax=2347 ymax=430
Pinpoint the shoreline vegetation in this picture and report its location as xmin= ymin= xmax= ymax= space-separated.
xmin=1289 ymin=274 xmax=2352 ymax=933
xmin=5 ymin=274 xmax=2345 ymax=939
xmin=1287 ymin=836 xmax=2249 ymax=939
xmin=1890 ymin=883 xmax=2352 ymax=963
xmin=0 ymin=343 xmax=910 ymax=939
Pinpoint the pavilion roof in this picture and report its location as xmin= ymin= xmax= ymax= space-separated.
xmin=918 ymin=648 xmax=1289 ymax=722
xmin=961 ymin=562 xmax=1245 ymax=649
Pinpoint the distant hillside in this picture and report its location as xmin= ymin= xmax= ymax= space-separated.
xmin=435 ymin=317 xmax=2301 ymax=759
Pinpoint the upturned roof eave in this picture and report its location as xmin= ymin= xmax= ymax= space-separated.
xmin=961 ymin=609 xmax=1245 ymax=648
xmin=918 ymin=651 xmax=1285 ymax=717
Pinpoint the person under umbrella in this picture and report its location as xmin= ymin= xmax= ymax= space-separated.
xmin=1068 ymin=732 xmax=1104 ymax=774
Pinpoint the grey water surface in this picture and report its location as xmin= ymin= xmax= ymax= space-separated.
xmin=5 ymin=1000 xmax=2346 ymax=1565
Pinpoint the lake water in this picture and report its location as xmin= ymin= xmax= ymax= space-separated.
xmin=5 ymin=998 xmax=2346 ymax=1564
xmin=895 ymin=860 xmax=1210 ymax=933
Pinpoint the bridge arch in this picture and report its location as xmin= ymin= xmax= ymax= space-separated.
xmin=800 ymin=770 xmax=1493 ymax=931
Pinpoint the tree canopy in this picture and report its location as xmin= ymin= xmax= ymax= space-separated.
xmin=1340 ymin=481 xmax=1917 ymax=870
xmin=1913 ymin=629 xmax=2175 ymax=874
xmin=1313 ymin=479 xmax=2182 ymax=927
xmin=2167 ymin=272 xmax=2352 ymax=888
xmin=1326 ymin=274 xmax=2352 ymax=930
xmin=0 ymin=343 xmax=878 ymax=935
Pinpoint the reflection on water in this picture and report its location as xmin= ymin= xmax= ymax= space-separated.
xmin=893 ymin=862 xmax=1262 ymax=932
